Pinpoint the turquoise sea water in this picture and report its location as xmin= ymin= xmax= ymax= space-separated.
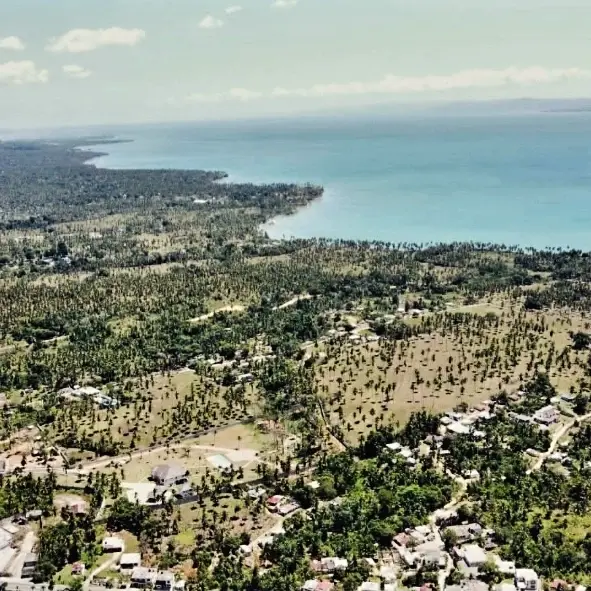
xmin=88 ymin=112 xmax=591 ymax=249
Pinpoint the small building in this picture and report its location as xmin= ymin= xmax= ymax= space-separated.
xmin=131 ymin=566 xmax=155 ymax=588
xmin=421 ymin=548 xmax=445 ymax=569
xmin=266 ymin=495 xmax=285 ymax=510
xmin=311 ymin=557 xmax=348 ymax=573
xmin=72 ymin=562 xmax=86 ymax=575
xmin=120 ymin=552 xmax=142 ymax=570
xmin=462 ymin=544 xmax=487 ymax=567
xmin=533 ymin=406 xmax=560 ymax=426
xmin=447 ymin=422 xmax=471 ymax=436
xmin=303 ymin=581 xmax=334 ymax=591
xmin=21 ymin=553 xmax=38 ymax=578
xmin=25 ymin=509 xmax=42 ymax=521
xmin=278 ymin=501 xmax=300 ymax=516
xmin=493 ymin=555 xmax=516 ymax=576
xmin=515 ymin=568 xmax=540 ymax=591
xmin=102 ymin=536 xmax=125 ymax=553
xmin=386 ymin=442 xmax=402 ymax=452
xmin=151 ymin=463 xmax=187 ymax=486
xmin=155 ymin=571 xmax=176 ymax=591
xmin=247 ymin=485 xmax=266 ymax=499
xmin=496 ymin=585 xmax=517 ymax=591
xmin=358 ymin=583 xmax=380 ymax=591
xmin=68 ymin=500 xmax=89 ymax=515
xmin=443 ymin=523 xmax=482 ymax=544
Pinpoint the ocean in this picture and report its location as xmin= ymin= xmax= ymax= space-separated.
xmin=87 ymin=112 xmax=591 ymax=249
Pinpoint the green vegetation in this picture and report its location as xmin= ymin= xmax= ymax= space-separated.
xmin=4 ymin=139 xmax=591 ymax=590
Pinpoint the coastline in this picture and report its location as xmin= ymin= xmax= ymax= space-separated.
xmin=77 ymin=137 xmax=326 ymax=236
xmin=67 ymin=112 xmax=591 ymax=250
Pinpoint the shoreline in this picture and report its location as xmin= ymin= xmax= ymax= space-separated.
xmin=77 ymin=136 xmax=325 ymax=235
xmin=70 ymin=127 xmax=591 ymax=253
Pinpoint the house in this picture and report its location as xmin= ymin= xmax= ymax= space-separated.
xmin=68 ymin=500 xmax=89 ymax=515
xmin=311 ymin=557 xmax=348 ymax=573
xmin=21 ymin=553 xmax=38 ymax=578
xmin=247 ymin=485 xmax=266 ymax=499
xmin=302 ymin=581 xmax=334 ymax=591
xmin=443 ymin=523 xmax=482 ymax=544
xmin=421 ymin=548 xmax=445 ymax=569
xmin=155 ymin=571 xmax=176 ymax=591
xmin=131 ymin=567 xmax=155 ymax=588
xmin=102 ymin=536 xmax=124 ymax=553
xmin=386 ymin=442 xmax=402 ymax=452
xmin=72 ymin=562 xmax=86 ymax=575
xmin=278 ymin=502 xmax=300 ymax=516
xmin=515 ymin=568 xmax=540 ymax=591
xmin=461 ymin=544 xmax=487 ymax=568
xmin=175 ymin=482 xmax=195 ymax=500
xmin=151 ymin=463 xmax=187 ymax=486
xmin=120 ymin=552 xmax=142 ymax=570
xmin=447 ymin=422 xmax=471 ymax=436
xmin=493 ymin=555 xmax=516 ymax=576
xmin=266 ymin=495 xmax=285 ymax=510
xmin=533 ymin=405 xmax=560 ymax=425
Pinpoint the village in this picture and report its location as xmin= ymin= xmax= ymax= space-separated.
xmin=0 ymin=374 xmax=588 ymax=591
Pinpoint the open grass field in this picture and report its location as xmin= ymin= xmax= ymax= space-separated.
xmin=316 ymin=295 xmax=591 ymax=445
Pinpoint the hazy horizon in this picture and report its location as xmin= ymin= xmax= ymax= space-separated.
xmin=2 ymin=0 xmax=591 ymax=128
xmin=3 ymin=95 xmax=591 ymax=138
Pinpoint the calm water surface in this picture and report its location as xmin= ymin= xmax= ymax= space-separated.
xmin=87 ymin=113 xmax=591 ymax=249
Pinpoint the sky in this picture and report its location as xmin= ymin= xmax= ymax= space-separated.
xmin=1 ymin=0 xmax=591 ymax=128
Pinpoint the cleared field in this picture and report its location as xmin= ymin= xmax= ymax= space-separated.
xmin=71 ymin=370 xmax=256 ymax=452
xmin=317 ymin=299 xmax=590 ymax=445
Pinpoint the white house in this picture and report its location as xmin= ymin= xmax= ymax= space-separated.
xmin=515 ymin=568 xmax=540 ymax=591
xmin=102 ymin=536 xmax=124 ymax=553
xmin=120 ymin=553 xmax=142 ymax=570
xmin=462 ymin=544 xmax=487 ymax=568
xmin=151 ymin=463 xmax=187 ymax=486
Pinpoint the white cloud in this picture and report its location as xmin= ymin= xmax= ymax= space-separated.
xmin=0 ymin=36 xmax=25 ymax=51
xmin=225 ymin=6 xmax=243 ymax=14
xmin=271 ymin=0 xmax=299 ymax=7
xmin=173 ymin=66 xmax=590 ymax=105
xmin=198 ymin=15 xmax=224 ymax=29
xmin=62 ymin=64 xmax=91 ymax=79
xmin=0 ymin=61 xmax=48 ymax=85
xmin=271 ymin=67 xmax=591 ymax=98
xmin=180 ymin=87 xmax=262 ymax=104
xmin=46 ymin=27 xmax=146 ymax=53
